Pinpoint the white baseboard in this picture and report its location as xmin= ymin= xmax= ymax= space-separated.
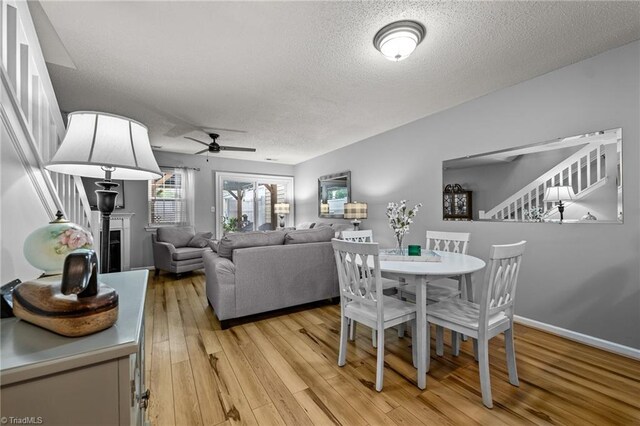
xmin=514 ymin=315 xmax=640 ymax=360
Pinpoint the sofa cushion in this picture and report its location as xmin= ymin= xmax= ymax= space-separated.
xmin=188 ymin=231 xmax=213 ymax=248
xmin=172 ymin=246 xmax=207 ymax=261
xmin=218 ymin=231 xmax=286 ymax=259
xmin=310 ymin=222 xmax=351 ymax=238
xmin=284 ymin=227 xmax=334 ymax=245
xmin=157 ymin=226 xmax=195 ymax=248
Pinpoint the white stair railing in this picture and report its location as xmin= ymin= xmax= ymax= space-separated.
xmin=1 ymin=0 xmax=92 ymax=230
xmin=480 ymin=142 xmax=607 ymax=221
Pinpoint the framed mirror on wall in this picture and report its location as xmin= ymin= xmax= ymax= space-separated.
xmin=318 ymin=171 xmax=351 ymax=218
xmin=442 ymin=128 xmax=622 ymax=223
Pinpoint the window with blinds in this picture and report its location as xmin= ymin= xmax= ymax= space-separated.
xmin=148 ymin=169 xmax=185 ymax=225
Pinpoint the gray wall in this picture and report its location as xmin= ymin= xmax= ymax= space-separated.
xmin=294 ymin=41 xmax=640 ymax=349
xmin=121 ymin=152 xmax=294 ymax=268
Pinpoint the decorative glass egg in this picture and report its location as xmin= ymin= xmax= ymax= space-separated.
xmin=23 ymin=211 xmax=94 ymax=276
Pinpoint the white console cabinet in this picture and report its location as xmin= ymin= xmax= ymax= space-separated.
xmin=1 ymin=270 xmax=149 ymax=426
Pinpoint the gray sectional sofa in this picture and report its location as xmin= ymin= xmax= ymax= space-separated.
xmin=204 ymin=227 xmax=339 ymax=327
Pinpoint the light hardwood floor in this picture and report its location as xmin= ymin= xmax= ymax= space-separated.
xmin=145 ymin=271 xmax=640 ymax=425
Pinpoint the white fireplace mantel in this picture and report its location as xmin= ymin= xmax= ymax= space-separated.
xmin=90 ymin=211 xmax=134 ymax=271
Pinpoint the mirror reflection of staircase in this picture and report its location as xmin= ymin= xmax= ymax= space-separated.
xmin=480 ymin=140 xmax=621 ymax=221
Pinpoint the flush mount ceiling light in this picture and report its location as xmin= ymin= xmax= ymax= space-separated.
xmin=373 ymin=20 xmax=426 ymax=62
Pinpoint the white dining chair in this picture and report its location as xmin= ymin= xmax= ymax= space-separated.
xmin=398 ymin=230 xmax=471 ymax=350
xmin=332 ymin=238 xmax=418 ymax=391
xmin=426 ymin=240 xmax=526 ymax=408
xmin=399 ymin=230 xmax=471 ymax=301
xmin=340 ymin=230 xmax=404 ymax=345
xmin=340 ymin=230 xmax=373 ymax=242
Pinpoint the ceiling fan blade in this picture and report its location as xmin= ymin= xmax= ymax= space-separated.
xmin=219 ymin=146 xmax=256 ymax=152
xmin=195 ymin=148 xmax=209 ymax=155
xmin=184 ymin=136 xmax=210 ymax=147
xmin=204 ymin=127 xmax=248 ymax=134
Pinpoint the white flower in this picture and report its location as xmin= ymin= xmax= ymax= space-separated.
xmin=386 ymin=199 xmax=423 ymax=239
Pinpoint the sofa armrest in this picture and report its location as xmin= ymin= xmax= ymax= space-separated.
xmin=152 ymin=236 xmax=177 ymax=271
xmin=203 ymin=251 xmax=236 ymax=320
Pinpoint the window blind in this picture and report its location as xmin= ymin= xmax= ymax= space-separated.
xmin=148 ymin=169 xmax=185 ymax=225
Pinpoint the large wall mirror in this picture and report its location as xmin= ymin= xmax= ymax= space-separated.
xmin=442 ymin=128 xmax=622 ymax=223
xmin=318 ymin=171 xmax=351 ymax=218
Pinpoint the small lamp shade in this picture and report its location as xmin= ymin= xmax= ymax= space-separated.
xmin=543 ymin=186 xmax=575 ymax=202
xmin=344 ymin=202 xmax=368 ymax=220
xmin=274 ymin=203 xmax=290 ymax=214
xmin=320 ymin=203 xmax=329 ymax=214
xmin=46 ymin=112 xmax=161 ymax=180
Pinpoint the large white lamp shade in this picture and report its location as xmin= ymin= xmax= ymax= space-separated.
xmin=47 ymin=112 xmax=161 ymax=180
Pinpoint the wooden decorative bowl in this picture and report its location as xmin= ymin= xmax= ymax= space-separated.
xmin=12 ymin=276 xmax=119 ymax=337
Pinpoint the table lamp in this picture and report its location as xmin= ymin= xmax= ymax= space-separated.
xmin=274 ymin=203 xmax=290 ymax=228
xmin=543 ymin=185 xmax=575 ymax=223
xmin=47 ymin=112 xmax=162 ymax=273
xmin=344 ymin=201 xmax=368 ymax=230
xmin=320 ymin=202 xmax=329 ymax=215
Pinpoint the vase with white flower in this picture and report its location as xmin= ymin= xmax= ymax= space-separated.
xmin=386 ymin=200 xmax=423 ymax=255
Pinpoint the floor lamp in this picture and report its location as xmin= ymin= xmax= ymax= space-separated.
xmin=47 ymin=112 xmax=162 ymax=273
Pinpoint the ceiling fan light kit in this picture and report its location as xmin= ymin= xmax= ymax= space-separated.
xmin=373 ymin=20 xmax=426 ymax=61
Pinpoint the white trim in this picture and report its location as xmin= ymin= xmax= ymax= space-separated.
xmin=514 ymin=315 xmax=640 ymax=360
xmin=91 ymin=211 xmax=134 ymax=272
xmin=14 ymin=0 xmax=66 ymax=140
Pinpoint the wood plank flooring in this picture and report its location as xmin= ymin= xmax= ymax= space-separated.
xmin=145 ymin=271 xmax=640 ymax=425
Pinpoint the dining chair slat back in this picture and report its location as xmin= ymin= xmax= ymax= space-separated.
xmin=481 ymin=241 xmax=525 ymax=319
xmin=426 ymin=230 xmax=470 ymax=254
xmin=340 ymin=229 xmax=374 ymax=243
xmin=332 ymin=238 xmax=381 ymax=308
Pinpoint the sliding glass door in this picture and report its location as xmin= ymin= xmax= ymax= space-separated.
xmin=216 ymin=172 xmax=294 ymax=237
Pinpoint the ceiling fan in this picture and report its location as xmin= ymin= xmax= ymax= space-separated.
xmin=184 ymin=133 xmax=256 ymax=154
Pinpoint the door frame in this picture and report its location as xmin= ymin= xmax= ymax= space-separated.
xmin=215 ymin=171 xmax=295 ymax=238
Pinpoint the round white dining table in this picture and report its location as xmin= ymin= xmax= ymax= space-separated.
xmin=378 ymin=250 xmax=486 ymax=389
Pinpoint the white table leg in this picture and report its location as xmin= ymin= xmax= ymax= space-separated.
xmin=415 ymin=275 xmax=427 ymax=389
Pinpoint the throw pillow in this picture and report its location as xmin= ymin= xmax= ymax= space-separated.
xmin=218 ymin=230 xmax=286 ymax=259
xmin=284 ymin=227 xmax=334 ymax=245
xmin=209 ymin=240 xmax=219 ymax=252
xmin=296 ymin=222 xmax=315 ymax=230
xmin=188 ymin=232 xmax=213 ymax=248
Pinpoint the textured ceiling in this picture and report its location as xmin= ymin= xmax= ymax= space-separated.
xmin=36 ymin=1 xmax=640 ymax=164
